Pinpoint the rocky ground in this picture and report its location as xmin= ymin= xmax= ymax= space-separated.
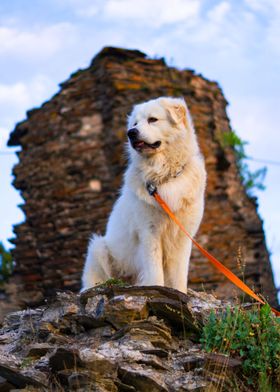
xmin=0 ymin=285 xmax=244 ymax=391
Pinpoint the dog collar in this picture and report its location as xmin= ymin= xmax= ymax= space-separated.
xmin=146 ymin=163 xmax=186 ymax=196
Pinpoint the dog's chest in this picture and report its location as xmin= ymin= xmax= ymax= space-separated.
xmin=157 ymin=177 xmax=187 ymax=212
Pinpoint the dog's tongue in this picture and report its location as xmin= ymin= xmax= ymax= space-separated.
xmin=135 ymin=141 xmax=145 ymax=147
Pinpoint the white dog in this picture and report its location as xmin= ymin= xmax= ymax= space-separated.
xmin=82 ymin=97 xmax=206 ymax=293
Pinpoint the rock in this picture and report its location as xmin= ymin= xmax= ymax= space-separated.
xmin=26 ymin=343 xmax=53 ymax=358
xmin=182 ymin=357 xmax=204 ymax=372
xmin=0 ymin=285 xmax=244 ymax=391
xmin=49 ymin=347 xmax=83 ymax=371
xmin=0 ymin=364 xmax=45 ymax=389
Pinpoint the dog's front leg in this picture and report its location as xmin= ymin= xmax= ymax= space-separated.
xmin=164 ymin=238 xmax=192 ymax=293
xmin=136 ymin=233 xmax=164 ymax=286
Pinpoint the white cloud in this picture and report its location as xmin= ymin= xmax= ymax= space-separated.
xmin=75 ymin=3 xmax=100 ymax=17
xmin=137 ymin=2 xmax=240 ymax=57
xmin=71 ymin=0 xmax=200 ymax=27
xmin=104 ymin=0 xmax=201 ymax=26
xmin=45 ymin=0 xmax=280 ymax=67
xmin=0 ymin=75 xmax=56 ymax=114
xmin=0 ymin=23 xmax=77 ymax=59
xmin=208 ymin=1 xmax=231 ymax=23
xmin=54 ymin=0 xmax=103 ymax=15
xmin=78 ymin=5 xmax=100 ymax=17
xmin=245 ymin=0 xmax=280 ymax=13
xmin=0 ymin=75 xmax=57 ymax=147
xmin=244 ymin=0 xmax=280 ymax=56
xmin=64 ymin=0 xmax=201 ymax=26
xmin=228 ymin=96 xmax=280 ymax=154
xmin=0 ymin=82 xmax=29 ymax=108
xmin=267 ymin=16 xmax=280 ymax=57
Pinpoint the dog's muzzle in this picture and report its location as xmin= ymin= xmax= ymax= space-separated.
xmin=127 ymin=128 xmax=161 ymax=151
xmin=127 ymin=128 xmax=139 ymax=141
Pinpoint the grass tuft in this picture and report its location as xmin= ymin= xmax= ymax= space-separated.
xmin=99 ymin=278 xmax=129 ymax=288
xmin=201 ymin=304 xmax=280 ymax=391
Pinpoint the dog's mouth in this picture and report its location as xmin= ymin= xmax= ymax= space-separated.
xmin=131 ymin=139 xmax=161 ymax=152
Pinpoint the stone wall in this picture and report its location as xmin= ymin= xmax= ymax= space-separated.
xmin=7 ymin=47 xmax=278 ymax=308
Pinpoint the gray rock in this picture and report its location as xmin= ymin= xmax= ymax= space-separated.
xmin=0 ymin=286 xmax=241 ymax=391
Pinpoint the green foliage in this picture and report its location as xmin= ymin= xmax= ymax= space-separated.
xmin=20 ymin=357 xmax=34 ymax=369
xmin=0 ymin=242 xmax=13 ymax=282
xmin=201 ymin=304 xmax=280 ymax=390
xmin=220 ymin=130 xmax=267 ymax=195
xmin=100 ymin=278 xmax=129 ymax=288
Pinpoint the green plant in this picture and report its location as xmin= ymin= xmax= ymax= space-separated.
xmin=99 ymin=278 xmax=129 ymax=288
xmin=201 ymin=304 xmax=280 ymax=391
xmin=0 ymin=242 xmax=13 ymax=282
xmin=220 ymin=130 xmax=267 ymax=195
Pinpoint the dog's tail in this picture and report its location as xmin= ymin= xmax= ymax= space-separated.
xmin=81 ymin=234 xmax=111 ymax=291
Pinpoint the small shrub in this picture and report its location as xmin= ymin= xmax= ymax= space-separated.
xmin=201 ymin=304 xmax=280 ymax=391
xmin=219 ymin=130 xmax=267 ymax=195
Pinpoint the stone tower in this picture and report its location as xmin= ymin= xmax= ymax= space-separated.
xmin=8 ymin=47 xmax=278 ymax=308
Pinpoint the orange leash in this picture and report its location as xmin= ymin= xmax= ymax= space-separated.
xmin=152 ymin=190 xmax=280 ymax=317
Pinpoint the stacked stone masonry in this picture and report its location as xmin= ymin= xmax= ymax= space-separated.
xmin=8 ymin=47 xmax=278 ymax=308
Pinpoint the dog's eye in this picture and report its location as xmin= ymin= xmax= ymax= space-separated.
xmin=133 ymin=122 xmax=137 ymax=126
xmin=148 ymin=117 xmax=158 ymax=124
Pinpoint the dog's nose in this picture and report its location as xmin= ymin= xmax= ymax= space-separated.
xmin=127 ymin=128 xmax=139 ymax=139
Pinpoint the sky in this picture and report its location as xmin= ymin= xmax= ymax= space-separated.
xmin=0 ymin=0 xmax=280 ymax=292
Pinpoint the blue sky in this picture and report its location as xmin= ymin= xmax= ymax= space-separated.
xmin=0 ymin=0 xmax=280 ymax=291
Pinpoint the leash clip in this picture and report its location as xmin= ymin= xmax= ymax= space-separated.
xmin=146 ymin=182 xmax=157 ymax=196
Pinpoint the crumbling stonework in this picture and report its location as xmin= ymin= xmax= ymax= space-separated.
xmin=7 ymin=47 xmax=278 ymax=310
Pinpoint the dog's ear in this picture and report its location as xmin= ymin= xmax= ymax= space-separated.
xmin=161 ymin=98 xmax=189 ymax=127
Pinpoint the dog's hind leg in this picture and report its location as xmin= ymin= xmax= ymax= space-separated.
xmin=81 ymin=235 xmax=111 ymax=291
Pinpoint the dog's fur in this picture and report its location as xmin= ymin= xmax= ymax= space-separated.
xmin=82 ymin=97 xmax=206 ymax=292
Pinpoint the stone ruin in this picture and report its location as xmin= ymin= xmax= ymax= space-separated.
xmin=6 ymin=47 xmax=278 ymax=311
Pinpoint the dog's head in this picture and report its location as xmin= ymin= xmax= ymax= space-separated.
xmin=127 ymin=97 xmax=192 ymax=157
